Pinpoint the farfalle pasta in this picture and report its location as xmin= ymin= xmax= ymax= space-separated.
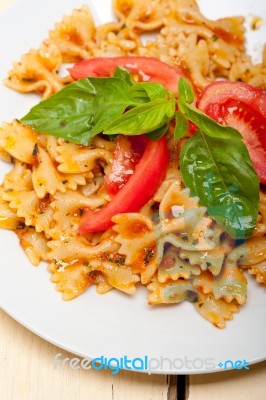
xmin=0 ymin=0 xmax=265 ymax=329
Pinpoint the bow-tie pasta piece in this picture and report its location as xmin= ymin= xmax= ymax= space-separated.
xmin=113 ymin=0 xmax=166 ymax=31
xmin=17 ymin=228 xmax=49 ymax=266
xmin=49 ymin=190 xmax=109 ymax=240
xmin=2 ymin=190 xmax=53 ymax=238
xmin=194 ymin=291 xmax=240 ymax=329
xmin=50 ymin=261 xmax=92 ymax=300
xmin=247 ymin=261 xmax=266 ymax=286
xmin=4 ymin=42 xmax=64 ymax=99
xmin=179 ymin=236 xmax=234 ymax=277
xmin=49 ymin=6 xmax=96 ymax=63
xmin=0 ymin=122 xmax=39 ymax=164
xmin=158 ymin=245 xmax=200 ymax=283
xmin=213 ymin=264 xmax=247 ymax=305
xmin=56 ymin=141 xmax=114 ymax=175
xmin=0 ymin=188 xmax=24 ymax=230
xmin=147 ymin=279 xmax=198 ymax=304
xmin=3 ymin=160 xmax=33 ymax=192
xmin=47 ymin=236 xmax=120 ymax=264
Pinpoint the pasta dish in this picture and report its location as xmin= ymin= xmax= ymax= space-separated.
xmin=0 ymin=0 xmax=265 ymax=329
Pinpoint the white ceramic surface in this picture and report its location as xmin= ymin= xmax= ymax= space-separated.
xmin=0 ymin=0 xmax=265 ymax=374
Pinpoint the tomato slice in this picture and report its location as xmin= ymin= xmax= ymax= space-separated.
xmin=79 ymin=137 xmax=169 ymax=233
xmin=104 ymin=135 xmax=146 ymax=196
xmin=69 ymin=56 xmax=187 ymax=93
xmin=197 ymin=81 xmax=266 ymax=184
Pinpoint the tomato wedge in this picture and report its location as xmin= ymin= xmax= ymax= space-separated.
xmin=104 ymin=135 xmax=147 ymax=196
xmin=79 ymin=137 xmax=169 ymax=233
xmin=197 ymin=81 xmax=266 ymax=184
xmin=69 ymin=56 xmax=186 ymax=93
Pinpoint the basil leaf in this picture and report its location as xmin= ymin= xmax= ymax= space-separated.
xmin=21 ymin=79 xmax=96 ymax=145
xmin=104 ymin=99 xmax=175 ymax=135
xmin=127 ymin=86 xmax=151 ymax=104
xmin=178 ymin=101 xmax=240 ymax=140
xmin=91 ymin=80 xmax=161 ymax=134
xmin=130 ymin=82 xmax=169 ymax=101
xmin=174 ymin=110 xmax=189 ymax=140
xmin=113 ymin=66 xmax=134 ymax=86
xmin=21 ymin=77 xmax=146 ymax=145
xmin=146 ymin=123 xmax=169 ymax=141
xmin=178 ymin=77 xmax=194 ymax=104
xmin=90 ymin=77 xmax=149 ymax=135
xmin=180 ymin=129 xmax=259 ymax=239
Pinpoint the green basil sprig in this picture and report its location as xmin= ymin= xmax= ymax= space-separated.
xmin=21 ymin=76 xmax=151 ymax=145
xmin=104 ymin=99 xmax=175 ymax=135
xmin=20 ymin=73 xmax=260 ymax=239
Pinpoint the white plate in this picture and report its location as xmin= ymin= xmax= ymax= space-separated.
xmin=0 ymin=0 xmax=266 ymax=374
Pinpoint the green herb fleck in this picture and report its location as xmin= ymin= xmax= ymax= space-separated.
xmin=32 ymin=143 xmax=39 ymax=156
xmin=83 ymin=261 xmax=91 ymax=267
xmin=16 ymin=222 xmax=25 ymax=230
xmin=144 ymin=248 xmax=154 ymax=264
xmin=113 ymin=254 xmax=126 ymax=266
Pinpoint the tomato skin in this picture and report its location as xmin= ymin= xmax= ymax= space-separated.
xmin=79 ymin=137 xmax=169 ymax=233
xmin=197 ymin=81 xmax=266 ymax=184
xmin=69 ymin=56 xmax=186 ymax=93
xmin=104 ymin=135 xmax=146 ymax=196
xmin=198 ymin=81 xmax=266 ymax=121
